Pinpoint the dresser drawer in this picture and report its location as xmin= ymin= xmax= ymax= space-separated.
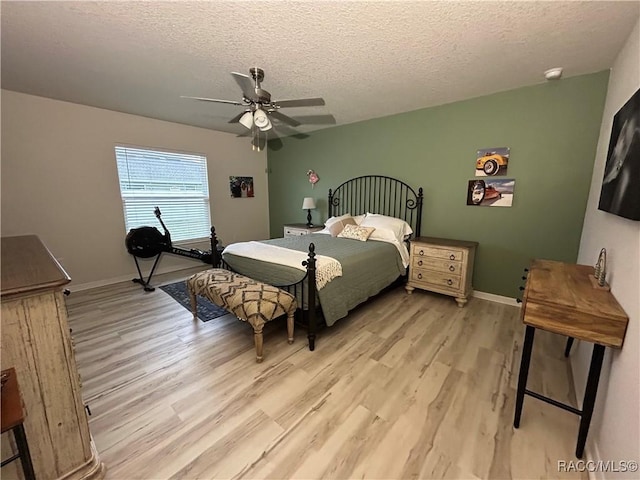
xmin=411 ymin=269 xmax=461 ymax=290
xmin=412 ymin=244 xmax=465 ymax=262
xmin=412 ymin=256 xmax=462 ymax=274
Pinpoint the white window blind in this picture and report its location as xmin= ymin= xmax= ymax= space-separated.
xmin=115 ymin=145 xmax=210 ymax=242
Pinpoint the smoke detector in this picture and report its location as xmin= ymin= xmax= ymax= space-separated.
xmin=544 ymin=67 xmax=563 ymax=80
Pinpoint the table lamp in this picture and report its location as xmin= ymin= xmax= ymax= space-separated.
xmin=302 ymin=197 xmax=316 ymax=227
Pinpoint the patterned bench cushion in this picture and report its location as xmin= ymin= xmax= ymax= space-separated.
xmin=187 ymin=269 xmax=297 ymax=331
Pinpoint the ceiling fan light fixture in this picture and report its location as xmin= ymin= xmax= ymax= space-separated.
xmin=239 ymin=111 xmax=253 ymax=129
xmin=253 ymin=109 xmax=272 ymax=131
xmin=258 ymin=118 xmax=272 ymax=131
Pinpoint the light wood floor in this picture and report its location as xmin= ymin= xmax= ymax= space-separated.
xmin=67 ymin=268 xmax=588 ymax=479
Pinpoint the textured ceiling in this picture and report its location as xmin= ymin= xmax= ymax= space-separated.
xmin=2 ymin=1 xmax=639 ymax=137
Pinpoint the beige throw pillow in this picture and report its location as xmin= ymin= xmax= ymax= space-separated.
xmin=328 ymin=217 xmax=357 ymax=237
xmin=337 ymin=224 xmax=376 ymax=241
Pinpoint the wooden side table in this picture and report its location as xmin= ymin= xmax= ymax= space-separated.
xmin=1 ymin=368 xmax=36 ymax=480
xmin=514 ymin=259 xmax=629 ymax=458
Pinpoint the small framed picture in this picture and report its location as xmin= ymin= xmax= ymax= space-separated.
xmin=475 ymin=147 xmax=510 ymax=176
xmin=467 ymin=178 xmax=515 ymax=207
xmin=229 ymin=176 xmax=254 ymax=198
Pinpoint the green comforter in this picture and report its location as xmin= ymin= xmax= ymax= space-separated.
xmin=222 ymin=234 xmax=405 ymax=326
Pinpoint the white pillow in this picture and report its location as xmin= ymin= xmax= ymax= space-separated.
xmin=361 ymin=213 xmax=413 ymax=243
xmin=368 ymin=225 xmax=400 ymax=244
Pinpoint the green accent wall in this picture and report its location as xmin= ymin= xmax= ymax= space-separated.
xmin=267 ymin=71 xmax=609 ymax=298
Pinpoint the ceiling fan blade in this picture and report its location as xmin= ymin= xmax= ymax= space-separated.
xmin=273 ymin=124 xmax=310 ymax=139
xmin=269 ymin=110 xmax=301 ymax=127
xmin=291 ymin=114 xmax=336 ymax=125
xmin=229 ymin=111 xmax=249 ymax=123
xmin=181 ymin=95 xmax=243 ymax=106
xmin=231 ymin=72 xmax=256 ymax=100
xmin=276 ymin=97 xmax=325 ymax=108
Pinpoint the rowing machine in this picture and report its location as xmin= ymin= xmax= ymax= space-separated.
xmin=125 ymin=207 xmax=217 ymax=291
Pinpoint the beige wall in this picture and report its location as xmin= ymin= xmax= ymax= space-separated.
xmin=575 ymin=19 xmax=639 ymax=476
xmin=1 ymin=90 xmax=270 ymax=289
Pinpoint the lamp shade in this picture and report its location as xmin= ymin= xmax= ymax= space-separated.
xmin=302 ymin=197 xmax=316 ymax=210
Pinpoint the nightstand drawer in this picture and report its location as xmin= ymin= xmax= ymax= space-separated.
xmin=284 ymin=227 xmax=309 ymax=236
xmin=412 ymin=256 xmax=462 ymax=274
xmin=412 ymin=245 xmax=465 ymax=262
xmin=283 ymin=224 xmax=323 ymax=237
xmin=411 ymin=269 xmax=461 ymax=290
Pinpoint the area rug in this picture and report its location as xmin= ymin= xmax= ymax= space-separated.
xmin=159 ymin=280 xmax=228 ymax=322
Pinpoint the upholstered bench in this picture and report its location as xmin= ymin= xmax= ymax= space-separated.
xmin=186 ymin=269 xmax=296 ymax=363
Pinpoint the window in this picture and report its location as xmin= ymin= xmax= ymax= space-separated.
xmin=115 ymin=145 xmax=210 ymax=242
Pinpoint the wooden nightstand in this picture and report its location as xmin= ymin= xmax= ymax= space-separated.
xmin=405 ymin=236 xmax=478 ymax=307
xmin=283 ymin=224 xmax=324 ymax=237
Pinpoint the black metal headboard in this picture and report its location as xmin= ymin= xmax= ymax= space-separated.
xmin=328 ymin=175 xmax=424 ymax=237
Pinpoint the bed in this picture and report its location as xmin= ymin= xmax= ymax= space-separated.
xmin=210 ymin=175 xmax=424 ymax=350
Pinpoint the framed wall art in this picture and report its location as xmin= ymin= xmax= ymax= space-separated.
xmin=475 ymin=147 xmax=510 ymax=177
xmin=598 ymin=87 xmax=640 ymax=221
xmin=467 ymin=178 xmax=515 ymax=207
xmin=229 ymin=176 xmax=254 ymax=198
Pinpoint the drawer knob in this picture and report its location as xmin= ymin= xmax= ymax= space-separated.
xmin=519 ymin=286 xmax=525 ymax=291
xmin=447 ymin=279 xmax=453 ymax=286
xmin=418 ymin=260 xmax=423 ymax=266
xmin=522 ymin=276 xmax=527 ymax=280
xmin=417 ymin=273 xmax=422 ymax=280
xmin=419 ymin=249 xmax=424 ymax=256
xmin=516 ymin=298 xmax=522 ymax=304
xmin=449 ymin=265 xmax=455 ymax=272
xmin=449 ymin=254 xmax=455 ymax=260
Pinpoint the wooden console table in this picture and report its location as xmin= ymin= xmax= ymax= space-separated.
xmin=1 ymin=235 xmax=105 ymax=479
xmin=513 ymin=259 xmax=628 ymax=458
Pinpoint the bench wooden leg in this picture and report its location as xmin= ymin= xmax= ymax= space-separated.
xmin=254 ymin=326 xmax=264 ymax=363
xmin=188 ymin=286 xmax=198 ymax=320
xmin=287 ymin=312 xmax=294 ymax=344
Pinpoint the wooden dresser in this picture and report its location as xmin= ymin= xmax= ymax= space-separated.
xmin=405 ymin=236 xmax=478 ymax=307
xmin=1 ymin=235 xmax=105 ymax=479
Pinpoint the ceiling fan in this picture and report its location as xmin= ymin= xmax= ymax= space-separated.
xmin=182 ymin=67 xmax=335 ymax=151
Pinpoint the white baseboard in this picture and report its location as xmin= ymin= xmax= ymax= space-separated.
xmin=69 ymin=265 xmax=203 ymax=292
xmin=72 ymin=274 xmax=522 ymax=306
xmin=586 ymin=442 xmax=602 ymax=480
xmin=472 ymin=290 xmax=521 ymax=306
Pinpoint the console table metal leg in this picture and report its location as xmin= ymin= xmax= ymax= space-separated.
xmin=14 ymin=424 xmax=36 ymax=480
xmin=564 ymin=337 xmax=574 ymax=357
xmin=576 ymin=344 xmax=605 ymax=458
xmin=514 ymin=325 xmax=535 ymax=428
